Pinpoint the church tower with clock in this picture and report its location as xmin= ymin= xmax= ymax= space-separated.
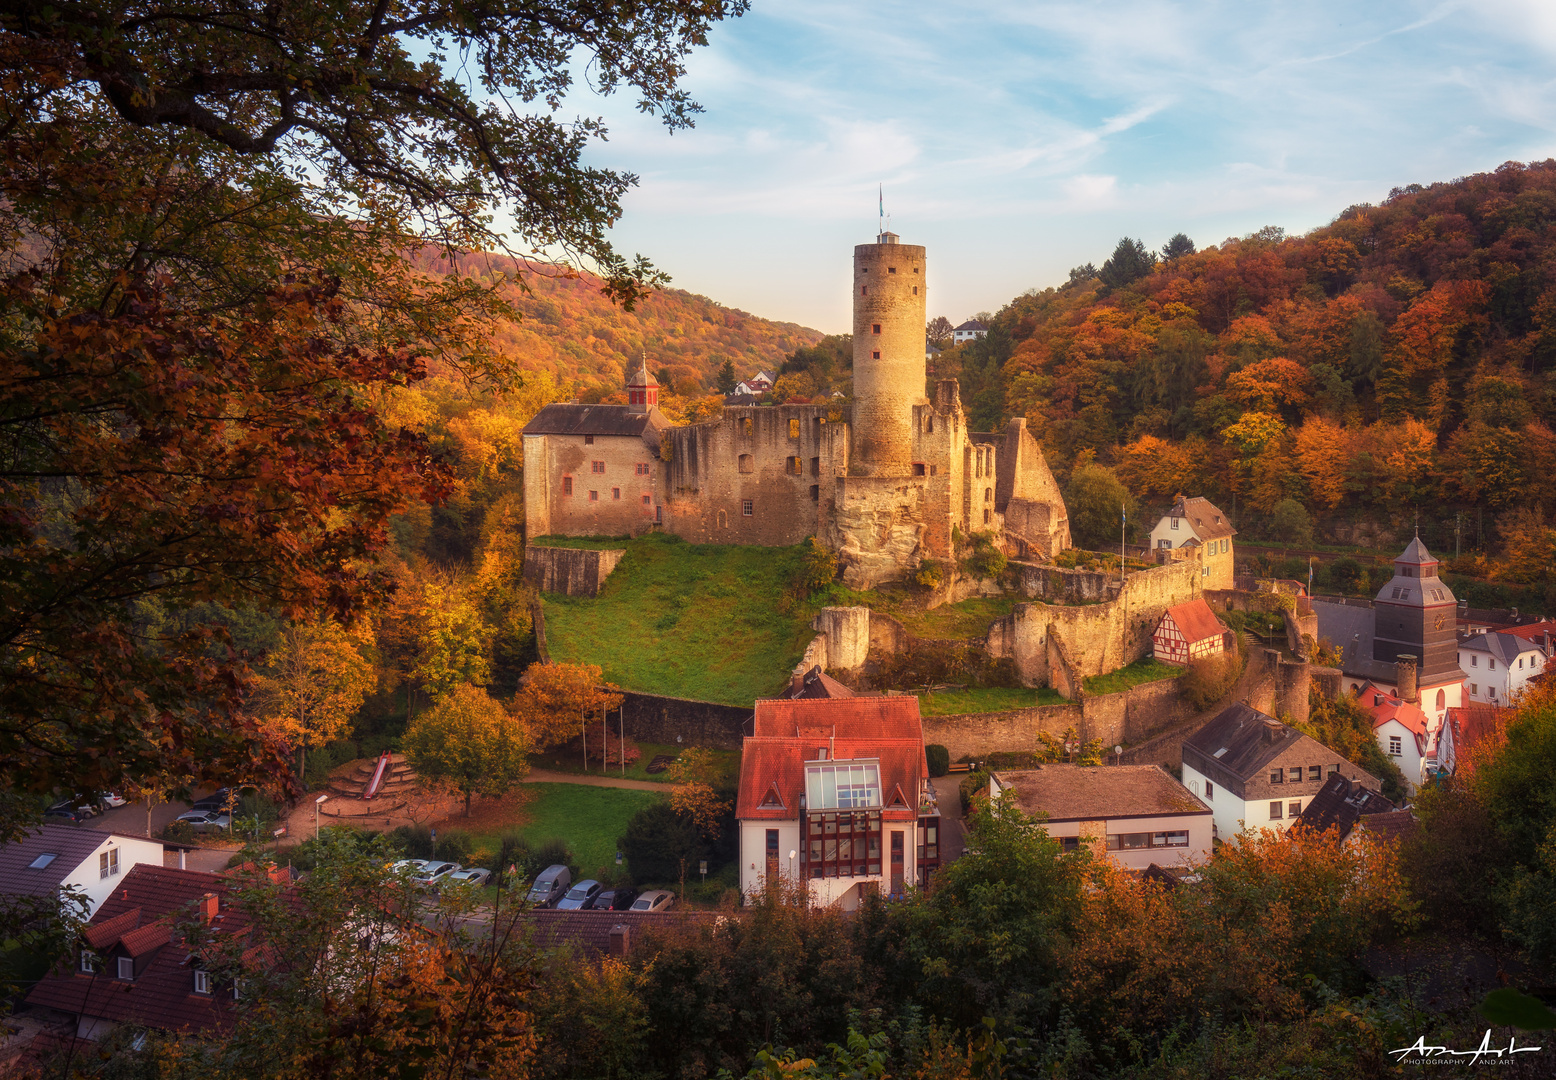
xmin=1371 ymin=537 xmax=1464 ymax=722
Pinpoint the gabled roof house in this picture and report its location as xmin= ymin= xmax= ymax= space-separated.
xmin=0 ymin=825 xmax=164 ymax=916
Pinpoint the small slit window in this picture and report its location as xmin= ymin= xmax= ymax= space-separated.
xmin=810 ymin=484 xmax=820 ymax=501
xmin=888 ymin=267 xmax=896 ymax=274
xmin=913 ymin=286 xmax=918 ymax=295
xmin=872 ymin=351 xmax=880 ymax=359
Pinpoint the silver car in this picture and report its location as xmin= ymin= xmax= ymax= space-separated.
xmin=176 ymin=810 xmax=231 ymax=832
xmin=411 ymin=861 xmax=461 ymax=888
xmin=526 ymin=864 xmax=572 ymax=907
xmin=630 ymin=889 xmax=675 ymax=913
xmin=444 ymin=868 xmax=491 ymax=888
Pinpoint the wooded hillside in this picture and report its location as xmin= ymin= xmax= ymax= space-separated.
xmin=939 ymin=159 xmax=1556 ymax=580
xmin=419 ymin=250 xmax=823 ymax=394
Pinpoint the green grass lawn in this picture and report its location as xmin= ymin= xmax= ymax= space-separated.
xmin=918 ymin=685 xmax=1068 ymax=716
xmin=539 ymin=533 xmax=817 ymax=706
xmin=479 ymin=784 xmax=664 ymax=880
xmin=1081 ymin=657 xmax=1185 ymax=696
xmin=533 ymin=742 xmax=740 ymax=787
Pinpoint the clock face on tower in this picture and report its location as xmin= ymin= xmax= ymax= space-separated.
xmin=1434 ymin=613 xmax=1445 ymax=631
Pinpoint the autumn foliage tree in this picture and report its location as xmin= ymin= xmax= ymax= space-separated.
xmin=404 ymin=683 xmax=530 ymax=817
xmin=254 ymin=620 xmax=376 ymax=781
xmin=511 ymin=661 xmax=624 ymax=753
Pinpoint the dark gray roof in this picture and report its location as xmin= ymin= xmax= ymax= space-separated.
xmin=0 ymin=823 xmax=112 ymax=897
xmin=1296 ymin=775 xmax=1396 ymax=840
xmin=1182 ymin=703 xmax=1300 ymax=781
xmin=521 ymin=404 xmax=667 ymax=449
xmin=1459 ymin=632 xmax=1546 ymax=665
xmin=1313 ymin=598 xmax=1399 ymax=682
xmin=954 ymin=320 xmax=988 ymax=332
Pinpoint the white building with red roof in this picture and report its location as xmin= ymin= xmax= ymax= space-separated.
xmin=1152 ymin=598 xmax=1229 ymax=664
xmin=737 ymin=696 xmax=937 ymax=909
xmin=1354 ymin=682 xmax=1438 ymax=792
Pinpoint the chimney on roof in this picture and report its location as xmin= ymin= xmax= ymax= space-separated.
xmin=1262 ymin=719 xmax=1284 ymax=743
xmin=1374 ymin=693 xmax=1384 ymax=706
xmin=1396 ymin=655 xmax=1418 ymax=704
xmin=609 ymin=924 xmax=630 ymax=958
xmin=199 ymin=893 xmax=219 ymax=924
xmin=791 ymin=668 xmax=804 ymax=696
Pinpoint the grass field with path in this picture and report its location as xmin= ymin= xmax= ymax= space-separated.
xmin=537 ymin=534 xmax=816 ymax=706
xmin=477 ymin=784 xmax=664 ymax=881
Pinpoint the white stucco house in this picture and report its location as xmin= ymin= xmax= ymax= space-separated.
xmin=0 ymin=823 xmax=165 ymax=915
xmin=1457 ymin=631 xmax=1547 ymax=706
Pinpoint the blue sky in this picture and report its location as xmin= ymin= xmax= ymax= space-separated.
xmin=557 ymin=0 xmax=1556 ymax=334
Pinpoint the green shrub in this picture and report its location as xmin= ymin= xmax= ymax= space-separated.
xmin=161 ymin=820 xmax=198 ymax=845
xmin=529 ymin=837 xmax=577 ymax=879
xmin=958 ymin=769 xmax=991 ymax=814
xmin=790 ymin=537 xmax=838 ymax=596
xmin=619 ymin=800 xmax=703 ymax=886
xmin=960 ymin=531 xmax=1007 ymax=580
xmin=915 ymin=559 xmax=945 ymax=590
xmin=1181 ymin=652 xmax=1241 ymax=711
xmin=925 ymin=744 xmax=951 ymax=778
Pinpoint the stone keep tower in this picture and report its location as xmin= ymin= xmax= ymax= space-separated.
xmin=852 ymin=231 xmax=927 ymax=476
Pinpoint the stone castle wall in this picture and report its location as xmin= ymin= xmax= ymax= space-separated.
xmin=523 ymin=546 xmax=624 ymax=597
xmin=660 ymin=405 xmax=842 ymax=545
xmin=988 ymin=556 xmax=1204 ymax=686
xmin=523 ymin=431 xmax=661 ymax=539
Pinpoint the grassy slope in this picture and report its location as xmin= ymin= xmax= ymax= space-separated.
xmin=533 ymin=742 xmax=740 ymax=786
xmin=919 ymin=685 xmax=1069 ymax=716
xmin=539 ymin=534 xmax=815 ymax=706
xmin=820 ymin=583 xmax=1023 ymax=641
xmin=1081 ymin=657 xmax=1184 ymax=696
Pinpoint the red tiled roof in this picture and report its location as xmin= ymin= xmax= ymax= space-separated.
xmin=27 ymin=865 xmax=249 ymax=1035
xmin=1448 ymin=702 xmax=1514 ymax=765
xmin=1504 ymin=621 xmax=1556 ymax=643
xmin=1357 ymin=682 xmax=1429 ymax=739
xmin=1162 ymin=599 xmax=1224 ymax=645
xmin=751 ymin=695 xmax=923 ymax=741
xmin=737 ymin=737 xmax=928 ymax=820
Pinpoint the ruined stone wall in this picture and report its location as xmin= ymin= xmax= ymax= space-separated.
xmin=523 ymin=546 xmax=624 ymax=598
xmin=661 ymin=405 xmax=841 ymax=545
xmin=524 ymin=431 xmax=661 ymax=538
xmin=908 ymin=381 xmax=968 ymax=559
xmin=812 ymin=607 xmax=871 ymax=673
xmin=989 ymin=558 xmax=1204 ymax=686
xmin=997 ymin=418 xmax=1071 ymax=557
xmin=852 ymin=238 xmax=927 ymax=476
xmin=826 ymin=474 xmax=930 ymax=588
xmin=921 ymin=704 xmax=1085 ymax=760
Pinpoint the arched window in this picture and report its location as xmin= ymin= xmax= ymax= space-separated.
xmin=717 ymin=509 xmax=727 ymax=529
xmin=1436 ymin=688 xmax=1445 ymax=711
xmin=985 ymin=487 xmax=992 ymax=503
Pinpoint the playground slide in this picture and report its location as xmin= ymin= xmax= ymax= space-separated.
xmin=363 ymin=751 xmax=393 ymax=800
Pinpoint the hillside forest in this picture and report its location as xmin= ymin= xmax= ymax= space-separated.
xmin=928 ymin=160 xmax=1556 ymax=605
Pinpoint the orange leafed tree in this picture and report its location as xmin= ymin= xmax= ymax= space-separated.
xmin=1293 ymin=417 xmax=1353 ymax=510
xmin=511 ymin=661 xmax=624 ymax=752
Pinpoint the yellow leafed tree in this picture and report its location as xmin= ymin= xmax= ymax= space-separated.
xmin=1293 ymin=416 xmax=1352 ymax=510
xmin=255 ymin=619 xmax=375 ymax=780
xmin=511 ymin=661 xmax=624 ymax=753
xmin=404 ymin=683 xmax=531 ymax=816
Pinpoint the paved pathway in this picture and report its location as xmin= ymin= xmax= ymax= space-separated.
xmin=930 ymin=775 xmax=968 ymax=861
xmin=523 ymin=768 xmax=667 ymax=792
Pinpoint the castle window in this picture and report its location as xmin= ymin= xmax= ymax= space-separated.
xmin=913 ymin=286 xmax=918 ymax=295
xmin=790 ymin=419 xmax=800 ymax=438
xmin=742 ymin=500 xmax=753 ymax=517
xmin=913 ymin=463 xmax=926 ymax=476
xmin=718 ymin=510 xmax=726 ymax=528
xmin=872 ymin=324 xmax=881 ymax=334
xmin=985 ymin=488 xmax=992 ymax=503
xmin=983 ymin=510 xmax=990 ymax=524
xmin=656 ymin=505 xmax=663 ymax=523
xmin=591 ymin=460 xmax=605 ymax=474
xmin=584 ymin=435 xmax=594 ymax=445
xmin=811 ymin=456 xmax=820 ymax=476
xmin=743 ymin=417 xmax=753 ymax=437
xmin=872 ymin=351 xmax=880 ymax=359
xmin=612 ymin=487 xmax=620 ymax=500
xmin=913 ymin=267 xmax=919 ymax=273
xmin=925 ymin=416 xmax=933 ymax=433
xmin=589 ymin=490 xmax=598 ymax=501
xmin=641 ymin=494 xmax=651 ymax=505
xmin=562 ymin=476 xmax=573 ymax=496
xmin=888 ymin=267 xmax=896 ymax=274
xmin=930 ymin=465 xmax=937 ymax=476
xmin=810 ymin=484 xmax=820 ymax=501
xmin=861 ymin=286 xmax=867 ymax=295
xmin=739 ymin=454 xmax=754 ymax=474
xmin=635 ymin=463 xmax=649 ymax=476
xmin=787 ymin=457 xmax=802 ymax=475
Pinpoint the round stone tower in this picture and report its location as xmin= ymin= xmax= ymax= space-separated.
xmin=852 ymin=231 xmax=927 ymax=476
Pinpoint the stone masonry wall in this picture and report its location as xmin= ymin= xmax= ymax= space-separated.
xmin=852 ymin=238 xmax=927 ymax=475
xmin=615 ymin=690 xmax=752 ymax=751
xmin=524 ymin=432 xmax=661 ymax=538
xmin=988 ymin=557 xmax=1204 ymax=686
xmin=523 ymin=546 xmax=624 ymax=598
xmin=662 ymin=405 xmax=842 ymax=546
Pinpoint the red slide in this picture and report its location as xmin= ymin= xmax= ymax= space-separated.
xmin=363 ymin=751 xmax=393 ymax=800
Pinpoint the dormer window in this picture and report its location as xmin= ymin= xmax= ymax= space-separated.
xmin=80 ymin=950 xmax=99 ymax=974
xmin=117 ymin=956 xmax=135 ymax=981
xmin=194 ymin=970 xmax=213 ymax=995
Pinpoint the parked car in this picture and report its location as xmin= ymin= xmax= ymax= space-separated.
xmin=630 ymin=889 xmax=675 ymax=913
xmin=177 ymin=811 xmax=231 ymax=833
xmin=189 ymin=788 xmax=234 ymax=812
xmin=48 ymin=798 xmax=99 ymax=818
xmin=44 ymin=807 xmax=90 ymax=824
xmin=411 ymin=861 xmax=461 ymax=888
xmin=97 ymin=793 xmax=127 ymax=809
xmin=592 ymin=888 xmax=639 ymax=912
xmin=389 ymin=859 xmax=428 ymax=876
xmin=555 ymin=879 xmax=603 ymax=910
xmin=444 ymin=868 xmax=491 ymax=888
xmin=526 ymin=864 xmax=572 ymax=908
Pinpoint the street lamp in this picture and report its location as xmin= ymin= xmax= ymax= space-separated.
xmin=314 ymin=793 xmax=329 ymax=840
